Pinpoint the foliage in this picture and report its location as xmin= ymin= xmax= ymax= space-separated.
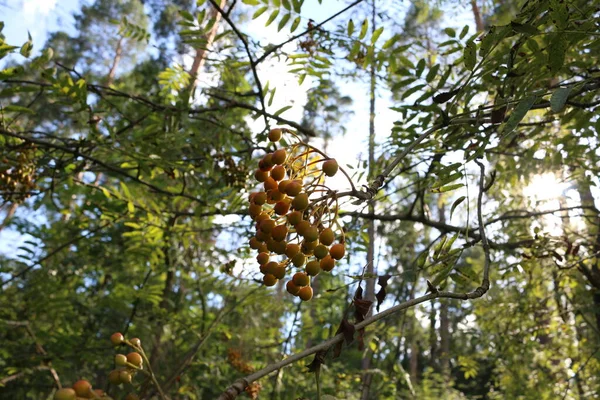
xmin=1 ymin=0 xmax=600 ymax=399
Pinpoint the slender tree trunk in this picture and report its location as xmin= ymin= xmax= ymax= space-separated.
xmin=471 ymin=0 xmax=485 ymax=32
xmin=360 ymin=2 xmax=377 ymax=398
xmin=428 ymin=304 xmax=437 ymax=368
xmin=439 ymin=300 xmax=450 ymax=377
xmin=575 ymin=178 xmax=600 ymax=333
xmin=107 ymin=37 xmax=123 ymax=86
xmin=187 ymin=0 xmax=227 ymax=100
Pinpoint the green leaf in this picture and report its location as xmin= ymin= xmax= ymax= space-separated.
xmin=0 ymin=66 xmax=24 ymax=80
xmin=242 ymin=0 xmax=260 ymax=4
xmin=510 ymin=21 xmax=538 ymax=35
xmin=463 ymin=41 xmax=476 ymax=71
xmin=278 ymin=13 xmax=291 ymax=31
xmin=459 ymin=25 xmax=469 ymax=39
xmin=450 ymin=196 xmax=466 ymax=219
xmin=273 ymin=105 xmax=292 ymax=116
xmin=20 ymin=40 xmax=33 ymax=58
xmin=290 ymin=16 xmax=301 ymax=33
xmin=265 ymin=9 xmax=280 ymax=26
xmin=359 ymin=19 xmax=368 ymax=40
xmin=180 ymin=10 xmax=194 ymax=21
xmin=501 ymin=96 xmax=536 ymax=136
xmin=431 ymin=183 xmax=464 ymax=193
xmin=425 ymin=64 xmax=440 ymax=83
xmin=382 ymin=35 xmax=398 ymax=49
xmin=548 ymin=35 xmax=566 ymax=72
xmin=252 ymin=6 xmax=268 ymax=19
xmin=2 ymin=105 xmax=34 ymax=114
xmin=550 ymin=87 xmax=572 ymax=113
xmin=347 ymin=19 xmax=354 ymax=36
xmin=444 ymin=28 xmax=456 ymax=37
xmin=371 ymin=27 xmax=384 ymax=45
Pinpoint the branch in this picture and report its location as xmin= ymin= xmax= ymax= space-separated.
xmin=253 ymin=0 xmax=365 ymax=65
xmin=208 ymin=0 xmax=269 ymax=129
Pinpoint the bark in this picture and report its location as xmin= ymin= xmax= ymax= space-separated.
xmin=471 ymin=0 xmax=485 ymax=32
xmin=360 ymin=1 xmax=377 ymax=398
xmin=428 ymin=304 xmax=437 ymax=368
xmin=575 ymin=178 xmax=600 ymax=333
xmin=187 ymin=0 xmax=227 ymax=99
xmin=107 ymin=37 xmax=123 ymax=86
xmin=439 ymin=299 xmax=450 ymax=376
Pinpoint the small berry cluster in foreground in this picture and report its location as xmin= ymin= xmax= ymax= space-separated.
xmin=248 ymin=128 xmax=347 ymax=301
xmin=53 ymin=333 xmax=145 ymax=400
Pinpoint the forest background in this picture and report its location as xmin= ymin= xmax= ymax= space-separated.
xmin=1 ymin=0 xmax=600 ymax=399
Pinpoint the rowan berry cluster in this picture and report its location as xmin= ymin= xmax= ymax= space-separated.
xmin=52 ymin=333 xmax=143 ymax=400
xmin=248 ymin=128 xmax=347 ymax=301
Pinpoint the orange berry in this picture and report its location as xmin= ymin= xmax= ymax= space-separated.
xmin=305 ymin=260 xmax=320 ymax=276
xmin=263 ymin=261 xmax=279 ymax=275
xmin=255 ymin=230 xmax=270 ymax=242
xmin=258 ymin=218 xmax=275 ymax=234
xmin=54 ymin=388 xmax=76 ymax=400
xmin=270 ymin=165 xmax=285 ymax=181
xmin=274 ymin=199 xmax=291 ymax=215
xmin=255 ymin=213 xmax=269 ymax=223
xmin=285 ymin=180 xmax=303 ymax=196
xmin=320 ymin=255 xmax=335 ymax=271
xmin=110 ymin=332 xmax=124 ymax=346
xmin=72 ymin=380 xmax=92 ymax=397
xmin=292 ymin=272 xmax=310 ymax=287
xmin=303 ymin=226 xmax=319 ymax=242
xmin=285 ymin=243 xmax=301 ymax=258
xmin=319 ymin=228 xmax=334 ymax=246
xmin=115 ymin=354 xmax=127 ymax=366
xmin=278 ymin=179 xmax=291 ymax=193
xmin=287 ymin=211 xmax=302 ymax=225
xmin=271 ymin=239 xmax=287 ymax=255
xmin=267 ymin=189 xmax=285 ymax=202
xmin=273 ymin=264 xmax=286 ymax=279
xmin=271 ymin=224 xmax=288 ymax=241
xmin=127 ymin=352 xmax=143 ymax=367
xmin=330 ymin=243 xmax=345 ymax=260
xmin=263 ymin=274 xmax=277 ymax=286
xmin=119 ymin=370 xmax=132 ymax=384
xmin=259 ymin=154 xmax=274 ymax=171
xmin=249 ymin=203 xmax=262 ymax=218
xmin=314 ymin=244 xmax=329 ymax=259
xmin=257 ymin=252 xmax=270 ymax=265
xmin=268 ymin=128 xmax=282 ymax=142
xmin=130 ymin=338 xmax=141 ymax=347
xmin=322 ymin=159 xmax=338 ymax=177
xmin=295 ymin=220 xmax=310 ymax=236
xmin=292 ymin=193 xmax=309 ymax=210
xmin=291 ymin=252 xmax=306 ymax=267
xmin=298 ymin=286 xmax=313 ymax=301
xmin=108 ymin=370 xmax=121 ymax=385
xmin=264 ymin=177 xmax=278 ymax=191
xmin=286 ymin=280 xmax=300 ymax=296
xmin=254 ymin=169 xmax=269 ymax=182
xmin=272 ymin=148 xmax=287 ymax=164
xmin=302 ymin=240 xmax=318 ymax=252
xmin=249 ymin=237 xmax=262 ymax=250
xmin=253 ymin=191 xmax=267 ymax=205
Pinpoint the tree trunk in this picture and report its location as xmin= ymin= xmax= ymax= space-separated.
xmin=107 ymin=37 xmax=123 ymax=86
xmin=575 ymin=177 xmax=600 ymax=333
xmin=360 ymin=2 xmax=377 ymax=398
xmin=439 ymin=299 xmax=450 ymax=377
xmin=186 ymin=0 xmax=227 ymax=100
xmin=471 ymin=0 xmax=485 ymax=32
